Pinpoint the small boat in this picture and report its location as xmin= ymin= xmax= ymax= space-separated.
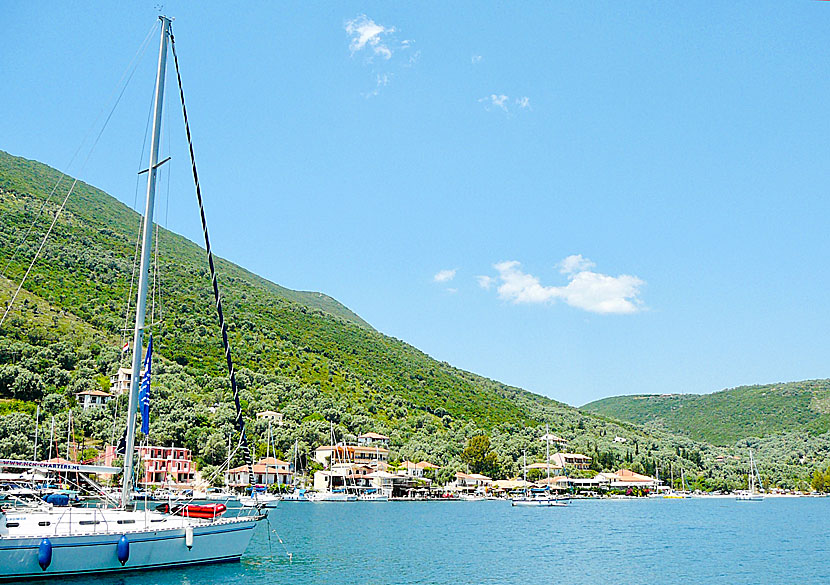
xmin=155 ymin=502 xmax=227 ymax=519
xmin=457 ymin=493 xmax=486 ymax=502
xmin=511 ymin=496 xmax=568 ymax=507
xmin=239 ymin=487 xmax=280 ymax=508
xmin=357 ymin=490 xmax=389 ymax=502
xmin=205 ymin=487 xmax=239 ymax=502
xmin=281 ymin=489 xmax=310 ymax=502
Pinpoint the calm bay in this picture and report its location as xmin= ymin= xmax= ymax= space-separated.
xmin=39 ymin=498 xmax=829 ymax=585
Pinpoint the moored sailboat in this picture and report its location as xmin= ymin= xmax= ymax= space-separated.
xmin=736 ymin=449 xmax=764 ymax=501
xmin=0 ymin=17 xmax=265 ymax=580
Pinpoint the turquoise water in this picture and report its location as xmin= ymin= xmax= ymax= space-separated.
xmin=34 ymin=498 xmax=830 ymax=584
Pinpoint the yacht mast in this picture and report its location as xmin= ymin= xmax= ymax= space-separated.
xmin=121 ymin=16 xmax=171 ymax=509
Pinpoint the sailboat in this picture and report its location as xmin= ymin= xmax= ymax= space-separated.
xmin=281 ymin=440 xmax=310 ymax=502
xmin=0 ymin=17 xmax=265 ymax=579
xmin=663 ymin=462 xmax=690 ymax=499
xmin=511 ymin=427 xmax=568 ymax=508
xmin=239 ymin=420 xmax=280 ymax=508
xmin=736 ymin=449 xmax=764 ymax=501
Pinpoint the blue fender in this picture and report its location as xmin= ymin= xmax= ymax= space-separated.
xmin=38 ymin=538 xmax=52 ymax=570
xmin=116 ymin=534 xmax=129 ymax=566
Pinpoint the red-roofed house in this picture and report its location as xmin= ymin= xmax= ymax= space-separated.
xmin=225 ymin=457 xmax=293 ymax=487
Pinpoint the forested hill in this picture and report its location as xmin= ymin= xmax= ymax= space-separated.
xmin=582 ymin=379 xmax=830 ymax=446
xmin=2 ymin=148 xmax=828 ymax=491
xmin=0 ymin=149 xmax=540 ymax=427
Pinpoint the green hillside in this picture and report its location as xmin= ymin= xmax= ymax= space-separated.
xmin=582 ymin=379 xmax=830 ymax=446
xmin=0 ymin=149 xmax=826 ymax=490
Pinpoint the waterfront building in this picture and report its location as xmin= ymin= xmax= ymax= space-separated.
xmin=598 ymin=468 xmax=659 ymax=489
xmin=454 ymin=472 xmax=492 ymax=491
xmin=314 ymin=443 xmax=389 ymax=470
xmin=357 ymin=432 xmax=390 ymax=447
xmin=76 ymin=389 xmax=113 ymax=410
xmin=136 ymin=445 xmax=195 ymax=487
xmin=225 ymin=457 xmax=293 ymax=487
xmin=550 ymin=452 xmax=592 ymax=469
xmin=397 ymin=460 xmax=441 ymax=478
xmin=313 ymin=463 xmax=374 ymax=491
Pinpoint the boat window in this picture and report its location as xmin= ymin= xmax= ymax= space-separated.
xmin=151 ymin=518 xmax=165 ymax=522
xmin=6 ymin=522 xmax=19 ymax=528
xmin=79 ymin=520 xmax=101 ymax=525
xmin=38 ymin=521 xmax=51 ymax=526
xmin=117 ymin=519 xmax=136 ymax=524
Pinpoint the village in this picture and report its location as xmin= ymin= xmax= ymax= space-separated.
xmin=0 ymin=368 xmax=668 ymax=501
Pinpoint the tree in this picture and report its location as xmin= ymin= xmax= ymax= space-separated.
xmin=811 ymin=469 xmax=826 ymax=493
xmin=461 ymin=435 xmax=500 ymax=478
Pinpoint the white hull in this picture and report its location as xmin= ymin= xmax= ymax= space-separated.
xmin=357 ymin=494 xmax=388 ymax=502
xmin=0 ymin=510 xmax=259 ymax=581
xmin=308 ymin=492 xmax=357 ymax=502
xmin=511 ymin=497 xmax=568 ymax=507
xmin=280 ymin=493 xmax=310 ymax=502
xmin=239 ymin=494 xmax=279 ymax=508
xmin=736 ymin=493 xmax=764 ymax=501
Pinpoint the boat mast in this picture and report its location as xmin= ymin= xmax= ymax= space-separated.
xmin=121 ymin=16 xmax=171 ymax=509
xmin=545 ymin=425 xmax=550 ymax=482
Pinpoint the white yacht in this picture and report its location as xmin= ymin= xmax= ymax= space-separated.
xmin=0 ymin=17 xmax=266 ymax=579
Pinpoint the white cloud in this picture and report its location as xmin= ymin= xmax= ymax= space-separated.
xmin=476 ymin=275 xmax=495 ymax=289
xmin=346 ymin=15 xmax=416 ymax=96
xmin=345 ymin=15 xmax=395 ymax=60
xmin=479 ymin=94 xmax=531 ymax=114
xmin=558 ymin=254 xmax=595 ymax=275
xmin=486 ymin=258 xmax=645 ymax=315
xmin=479 ymin=94 xmax=510 ymax=112
xmin=471 ymin=54 xmax=483 ymax=64
xmin=434 ymin=268 xmax=457 ymax=283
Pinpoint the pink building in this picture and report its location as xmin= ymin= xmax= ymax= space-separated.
xmin=136 ymin=445 xmax=194 ymax=487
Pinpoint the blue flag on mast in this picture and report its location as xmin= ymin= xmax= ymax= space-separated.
xmin=139 ymin=335 xmax=152 ymax=435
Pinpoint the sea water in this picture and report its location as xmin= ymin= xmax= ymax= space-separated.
xmin=35 ymin=498 xmax=829 ymax=584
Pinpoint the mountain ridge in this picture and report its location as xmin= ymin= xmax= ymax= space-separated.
xmin=1 ymin=147 xmax=826 ymax=491
xmin=582 ymin=378 xmax=830 ymax=445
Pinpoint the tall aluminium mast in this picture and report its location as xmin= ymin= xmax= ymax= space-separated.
xmin=121 ymin=16 xmax=171 ymax=509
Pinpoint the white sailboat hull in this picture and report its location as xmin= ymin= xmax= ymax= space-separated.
xmin=511 ymin=497 xmax=567 ymax=507
xmin=736 ymin=493 xmax=764 ymax=501
xmin=0 ymin=516 xmax=258 ymax=581
xmin=308 ymin=492 xmax=357 ymax=502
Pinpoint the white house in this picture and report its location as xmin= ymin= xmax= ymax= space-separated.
xmin=397 ymin=460 xmax=441 ymax=478
xmin=454 ymin=472 xmax=492 ymax=491
xmin=256 ymin=410 xmax=284 ymax=426
xmin=109 ymin=367 xmax=144 ymax=396
xmin=550 ymin=452 xmax=592 ymax=470
xmin=356 ymin=432 xmax=390 ymax=447
xmin=76 ymin=390 xmax=113 ymax=410
xmin=225 ymin=457 xmax=293 ymax=487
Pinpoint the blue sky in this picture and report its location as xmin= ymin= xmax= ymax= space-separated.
xmin=2 ymin=2 xmax=830 ymax=406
